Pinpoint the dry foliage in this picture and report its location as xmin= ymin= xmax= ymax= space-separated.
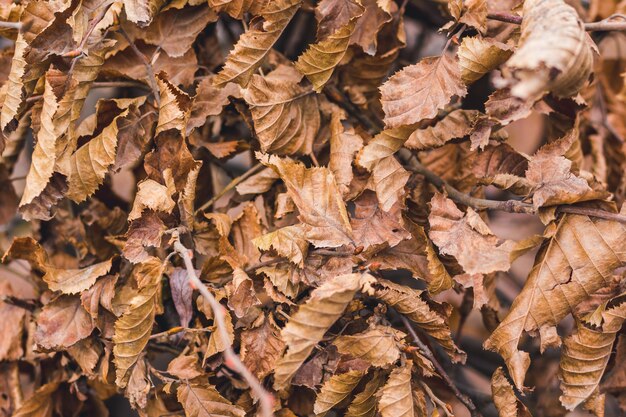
xmin=1 ymin=0 xmax=626 ymax=416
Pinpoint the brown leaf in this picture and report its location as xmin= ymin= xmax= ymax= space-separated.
xmin=314 ymin=369 xmax=367 ymax=416
xmin=333 ymin=325 xmax=403 ymax=367
xmin=428 ymin=193 xmax=515 ymax=275
xmin=214 ymin=0 xmax=302 ymax=87
xmin=491 ymin=367 xmax=532 ymax=417
xmin=254 ymin=224 xmax=309 ymax=267
xmin=155 ymin=73 xmax=192 ymax=135
xmin=260 ymin=153 xmax=353 ymax=247
xmin=35 ymin=295 xmax=94 ymax=349
xmin=345 ymin=371 xmax=385 ymax=417
xmin=13 ymin=382 xmax=59 ymax=417
xmin=458 ymin=36 xmax=513 ymax=85
xmin=350 ymin=191 xmax=410 ymax=251
xmin=177 ymin=381 xmax=246 ymax=417
xmin=484 ymin=214 xmax=626 ymax=390
xmin=243 ymin=65 xmax=320 ymax=155
xmin=240 ymin=314 xmax=285 ymax=380
xmin=405 ymin=109 xmax=482 ymax=151
xmin=376 ymin=360 xmax=414 ymax=417
xmin=274 ymin=273 xmax=374 ymax=390
xmin=44 ymin=259 xmax=113 ymax=294
xmin=169 ymin=268 xmax=194 ymax=327
xmin=0 ymin=282 xmax=27 ymax=361
xmin=329 ymin=112 xmax=363 ymax=197
xmin=188 ymin=76 xmax=241 ymax=134
xmin=208 ymin=0 xmax=268 ymax=20
xmin=380 ymin=54 xmax=467 ymax=128
xmin=315 ymin=0 xmax=364 ymax=40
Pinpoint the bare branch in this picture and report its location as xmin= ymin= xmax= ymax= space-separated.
xmin=488 ymin=11 xmax=626 ymax=32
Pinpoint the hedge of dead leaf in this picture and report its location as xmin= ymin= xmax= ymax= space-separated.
xmin=0 ymin=0 xmax=626 ymax=416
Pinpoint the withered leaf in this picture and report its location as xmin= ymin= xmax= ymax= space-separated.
xmin=491 ymin=367 xmax=532 ymax=417
xmin=240 ymin=314 xmax=285 ymax=380
xmin=13 ymin=382 xmax=59 ymax=417
xmin=376 ymin=360 xmax=414 ymax=417
xmin=333 ymin=325 xmax=403 ymax=367
xmin=177 ymin=381 xmax=246 ymax=417
xmin=345 ymin=371 xmax=385 ymax=417
xmin=35 ymin=295 xmax=94 ymax=349
xmin=314 ymin=369 xmax=367 ymax=416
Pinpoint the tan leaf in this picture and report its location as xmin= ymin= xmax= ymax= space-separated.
xmin=380 ymin=54 xmax=467 ymax=128
xmin=485 ymin=88 xmax=534 ymax=126
xmin=314 ymin=369 xmax=367 ymax=416
xmin=240 ymin=314 xmax=285 ymax=380
xmin=254 ymin=224 xmax=309 ymax=267
xmin=35 ymin=295 xmax=94 ymax=349
xmin=45 ymin=259 xmax=113 ymax=294
xmin=329 ymin=112 xmax=363 ymax=197
xmin=128 ymin=6 xmax=217 ymax=58
xmin=370 ymin=156 xmax=411 ymax=212
xmin=560 ymin=294 xmax=626 ymax=410
xmin=273 ymin=273 xmax=374 ymax=390
xmin=188 ymin=76 xmax=241 ymax=134
xmin=167 ymin=354 xmax=204 ymax=380
xmin=206 ymin=308 xmax=235 ymax=358
xmin=345 ymin=371 xmax=385 ymax=417
xmin=405 ymin=109 xmax=482 ymax=151
xmin=457 ymin=0 xmax=488 ymax=34
xmin=0 ymin=282 xmax=27 ymax=361
xmin=208 ymin=0 xmax=268 ymax=20
xmin=123 ymin=210 xmax=167 ymax=263
xmin=214 ymin=0 xmax=302 ymax=87
xmin=66 ymin=102 xmax=131 ymax=202
xmin=243 ymin=65 xmax=320 ymax=155
xmin=377 ymin=360 xmax=414 ymax=417
xmin=259 ymin=153 xmax=353 ymax=248
xmin=155 ymin=72 xmax=192 ymax=135
xmin=296 ymin=18 xmax=358 ymax=92
xmin=315 ymin=0 xmax=364 ymax=39
xmin=226 ymin=268 xmax=261 ymax=318
xmin=503 ymin=0 xmax=593 ymax=99
xmin=113 ymin=259 xmax=163 ymax=387
xmin=372 ymin=278 xmax=464 ymax=362
xmin=0 ymin=33 xmax=27 ymax=131
xmin=350 ymin=0 xmax=393 ymax=55
xmin=484 ymin=214 xmax=626 ymax=390
xmin=177 ymin=381 xmax=246 ymax=417
xmin=357 ymin=126 xmax=413 ymax=171
xmin=125 ymin=0 xmax=165 ymax=26
xmin=351 ymin=191 xmax=410 ymax=251
xmin=128 ymin=179 xmax=176 ymax=221
xmin=491 ymin=367 xmax=532 ymax=417
xmin=428 ymin=193 xmax=515 ymax=275
xmin=235 ymin=167 xmax=280 ymax=195
xmin=13 ymin=382 xmax=59 ymax=417
xmin=458 ymin=36 xmax=513 ymax=85
xmin=333 ymin=325 xmax=403 ymax=367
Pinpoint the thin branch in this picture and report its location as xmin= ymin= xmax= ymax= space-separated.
xmin=195 ymin=163 xmax=264 ymax=213
xmin=118 ymin=26 xmax=160 ymax=105
xmin=401 ymin=315 xmax=482 ymax=417
xmin=0 ymin=21 xmax=21 ymax=30
xmin=557 ymin=206 xmax=626 ymax=223
xmin=420 ymin=381 xmax=454 ymax=417
xmin=171 ymin=233 xmax=274 ymax=417
xmin=488 ymin=11 xmax=626 ymax=31
xmin=25 ymin=81 xmax=150 ymax=103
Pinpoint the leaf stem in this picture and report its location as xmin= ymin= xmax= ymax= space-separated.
xmin=195 ymin=163 xmax=264 ymax=213
xmin=118 ymin=26 xmax=160 ymax=106
xmin=171 ymin=233 xmax=274 ymax=417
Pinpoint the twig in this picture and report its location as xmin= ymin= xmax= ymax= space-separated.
xmin=488 ymin=11 xmax=626 ymax=31
xmin=195 ymin=163 xmax=264 ymax=213
xmin=171 ymin=233 xmax=274 ymax=417
xmin=556 ymin=206 xmax=626 ymax=223
xmin=118 ymin=26 xmax=160 ymax=105
xmin=420 ymin=381 xmax=454 ymax=417
xmin=0 ymin=21 xmax=21 ymax=30
xmin=0 ymin=295 xmax=36 ymax=311
xmin=401 ymin=315 xmax=482 ymax=417
xmin=323 ymin=84 xmax=383 ymax=132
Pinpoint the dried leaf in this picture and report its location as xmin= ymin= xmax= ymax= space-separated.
xmin=35 ymin=295 xmax=94 ymax=349
xmin=377 ymin=360 xmax=413 ymax=417
xmin=177 ymin=381 xmax=246 ymax=417
xmin=240 ymin=314 xmax=285 ymax=380
xmin=333 ymin=325 xmax=403 ymax=367
xmin=345 ymin=371 xmax=385 ymax=417
xmin=458 ymin=36 xmax=513 ymax=85
xmin=491 ymin=367 xmax=532 ymax=417
xmin=314 ymin=369 xmax=367 ymax=416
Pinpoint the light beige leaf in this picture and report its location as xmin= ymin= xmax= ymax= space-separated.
xmin=236 ymin=167 xmax=280 ymax=195
xmin=155 ymin=72 xmax=192 ymax=135
xmin=380 ymin=54 xmax=467 ymax=128
xmin=357 ymin=126 xmax=413 ymax=171
xmin=124 ymin=0 xmax=165 ymax=26
xmin=177 ymin=381 xmax=246 ymax=417
xmin=273 ymin=273 xmax=374 ymax=390
xmin=370 ymin=155 xmax=410 ymax=212
xmin=491 ymin=367 xmax=532 ymax=417
xmin=457 ymin=0 xmax=488 ymax=34
xmin=128 ymin=179 xmax=176 ymax=220
xmin=560 ymin=294 xmax=626 ymax=410
xmin=458 ymin=36 xmax=513 ymax=85
xmin=484 ymin=214 xmax=626 ymax=390
xmin=129 ymin=6 xmax=216 ymax=57
xmin=188 ymin=76 xmax=241 ymax=134
xmin=503 ymin=0 xmax=593 ymax=99
xmin=405 ymin=109 xmax=481 ymax=150
xmin=20 ymin=76 xmax=58 ymax=207
xmin=35 ymin=295 xmax=94 ymax=349
xmin=244 ymin=65 xmax=319 ymax=155
xmin=254 ymin=224 xmax=309 ymax=267
xmin=240 ymin=314 xmax=285 ymax=380
xmin=0 ymin=33 xmax=27 ymax=131
xmin=428 ymin=193 xmax=515 ymax=275
xmin=45 ymin=259 xmax=113 ymax=294
xmin=259 ymin=153 xmax=353 ymax=248
xmin=13 ymin=382 xmax=59 ymax=417
xmin=214 ymin=0 xmax=302 ymax=87
xmin=377 ymin=360 xmax=414 ymax=417
xmin=66 ymin=104 xmax=131 ymax=202
xmin=314 ymin=370 xmax=367 ymax=416
xmin=345 ymin=371 xmax=385 ymax=417
xmin=296 ymin=18 xmax=357 ymax=92
xmin=372 ymin=278 xmax=464 ymax=362
xmin=113 ymin=259 xmax=163 ymax=387
xmin=329 ymin=112 xmax=363 ymax=197
xmin=333 ymin=325 xmax=403 ymax=367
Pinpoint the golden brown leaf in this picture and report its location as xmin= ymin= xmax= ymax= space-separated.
xmin=380 ymin=54 xmax=467 ymax=128
xmin=243 ymin=65 xmax=320 ymax=155
xmin=177 ymin=381 xmax=246 ymax=417
xmin=314 ymin=369 xmax=367 ymax=416
xmin=35 ymin=295 xmax=94 ymax=349
xmin=458 ymin=36 xmax=513 ymax=85
xmin=214 ymin=0 xmax=302 ymax=87
xmin=345 ymin=371 xmax=385 ymax=417
xmin=484 ymin=214 xmax=626 ymax=390
xmin=254 ymin=224 xmax=309 ymax=267
xmin=329 ymin=112 xmax=363 ymax=197
xmin=274 ymin=273 xmax=374 ymax=390
xmin=333 ymin=325 xmax=403 ymax=367
xmin=155 ymin=72 xmax=192 ymax=135
xmin=259 ymin=153 xmax=353 ymax=248
xmin=376 ymin=360 xmax=414 ymax=417
xmin=491 ymin=367 xmax=532 ymax=417
xmin=13 ymin=382 xmax=59 ymax=417
xmin=315 ymin=0 xmax=364 ymax=39
xmin=405 ymin=109 xmax=482 ymax=151
xmin=350 ymin=191 xmax=410 ymax=250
